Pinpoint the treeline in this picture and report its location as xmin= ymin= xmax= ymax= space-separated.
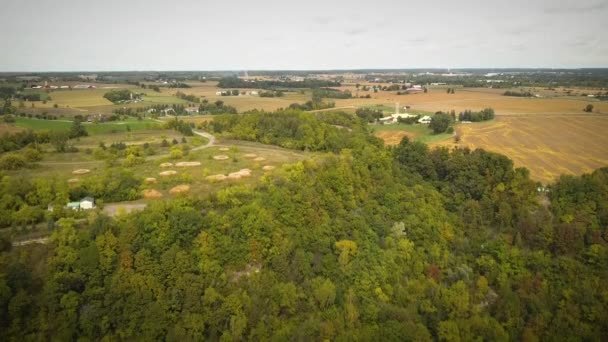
xmin=132 ymin=101 xmax=237 ymax=115
xmin=503 ymin=90 xmax=533 ymax=97
xmin=164 ymin=118 xmax=194 ymax=136
xmin=312 ymin=88 xmax=352 ymax=99
xmin=199 ymin=100 xmax=237 ymax=114
xmin=355 ymin=107 xmax=383 ymax=122
xmin=287 ymin=100 xmax=335 ymax=111
xmin=218 ymin=77 xmax=341 ymax=89
xmin=259 ymin=90 xmax=284 ymax=97
xmin=458 ymin=107 xmax=495 ymax=122
xmin=103 ymin=89 xmax=139 ymax=103
xmin=175 ymin=91 xmax=200 ymax=102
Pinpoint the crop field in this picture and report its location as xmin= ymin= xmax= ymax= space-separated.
xmin=47 ymin=88 xmax=115 ymax=107
xmin=431 ymin=115 xmax=608 ymax=184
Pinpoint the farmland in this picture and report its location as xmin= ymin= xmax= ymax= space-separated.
xmin=431 ymin=115 xmax=608 ymax=184
xmin=3 ymin=77 xmax=608 ymax=186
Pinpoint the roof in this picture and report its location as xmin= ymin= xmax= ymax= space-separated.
xmin=67 ymin=202 xmax=80 ymax=208
xmin=81 ymin=197 xmax=94 ymax=202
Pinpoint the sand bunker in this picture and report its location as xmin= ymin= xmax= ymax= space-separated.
xmin=228 ymin=168 xmax=252 ymax=179
xmin=253 ymin=157 xmax=266 ymax=162
xmin=72 ymin=169 xmax=90 ymax=175
xmin=145 ymin=177 xmax=157 ymax=183
xmin=160 ymin=162 xmax=173 ymax=168
xmin=219 ymin=147 xmax=230 ymax=151
xmin=176 ymin=161 xmax=201 ymax=167
xmin=159 ymin=170 xmax=177 ymax=176
xmin=68 ymin=178 xmax=80 ymax=183
xmin=143 ymin=189 xmax=163 ymax=199
xmin=169 ymin=185 xmax=190 ymax=195
xmin=206 ymin=168 xmax=252 ymax=182
xmin=262 ymin=165 xmax=276 ymax=171
xmin=244 ymin=153 xmax=257 ymax=158
xmin=206 ymin=174 xmax=227 ymax=181
xmin=213 ymin=155 xmax=229 ymax=160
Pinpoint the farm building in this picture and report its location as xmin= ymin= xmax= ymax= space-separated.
xmin=185 ymin=107 xmax=199 ymax=114
xmin=405 ymin=85 xmax=424 ymax=93
xmin=418 ymin=116 xmax=432 ymax=124
xmin=65 ymin=197 xmax=95 ymax=211
xmin=380 ymin=113 xmax=419 ymax=124
xmin=80 ymin=197 xmax=95 ymax=210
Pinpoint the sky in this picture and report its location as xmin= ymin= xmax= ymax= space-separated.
xmin=0 ymin=0 xmax=607 ymax=71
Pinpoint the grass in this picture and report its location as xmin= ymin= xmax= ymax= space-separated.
xmin=15 ymin=117 xmax=72 ymax=130
xmin=371 ymin=123 xmax=453 ymax=144
xmin=13 ymin=117 xmax=161 ymax=135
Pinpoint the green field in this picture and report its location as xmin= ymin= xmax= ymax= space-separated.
xmin=14 ymin=117 xmax=161 ymax=135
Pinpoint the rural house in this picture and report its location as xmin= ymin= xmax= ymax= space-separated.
xmin=418 ymin=116 xmax=432 ymax=124
xmin=65 ymin=197 xmax=95 ymax=211
xmin=185 ymin=107 xmax=199 ymax=114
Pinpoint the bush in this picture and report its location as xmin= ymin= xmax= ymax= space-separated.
xmin=0 ymin=153 xmax=28 ymax=170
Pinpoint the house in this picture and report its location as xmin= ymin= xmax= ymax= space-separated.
xmin=250 ymin=91 xmax=258 ymax=96
xmin=66 ymin=197 xmax=95 ymax=210
xmin=379 ymin=116 xmax=396 ymax=124
xmin=80 ymin=197 xmax=95 ymax=210
xmin=67 ymin=202 xmax=80 ymax=210
xmin=185 ymin=107 xmax=199 ymax=114
xmin=418 ymin=116 xmax=432 ymax=124
xmin=162 ymin=108 xmax=175 ymax=114
xmin=215 ymin=91 xmax=224 ymax=95
xmin=379 ymin=113 xmax=418 ymax=124
xmin=405 ymin=85 xmax=424 ymax=93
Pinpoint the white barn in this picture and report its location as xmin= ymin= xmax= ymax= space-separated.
xmin=80 ymin=197 xmax=95 ymax=210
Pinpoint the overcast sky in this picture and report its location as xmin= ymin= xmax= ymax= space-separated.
xmin=1 ymin=0 xmax=607 ymax=71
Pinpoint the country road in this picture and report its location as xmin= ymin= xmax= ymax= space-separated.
xmin=191 ymin=130 xmax=216 ymax=150
xmin=12 ymin=237 xmax=49 ymax=246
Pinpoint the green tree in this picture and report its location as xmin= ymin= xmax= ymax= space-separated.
xmin=429 ymin=112 xmax=451 ymax=134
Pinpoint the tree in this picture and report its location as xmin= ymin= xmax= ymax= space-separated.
xmin=50 ymin=131 xmax=70 ymax=152
xmin=429 ymin=112 xmax=451 ymax=134
xmin=583 ymin=104 xmax=594 ymax=112
xmin=69 ymin=119 xmax=88 ymax=138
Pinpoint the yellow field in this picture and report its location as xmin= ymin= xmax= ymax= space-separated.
xmin=431 ymin=115 xmax=608 ymax=184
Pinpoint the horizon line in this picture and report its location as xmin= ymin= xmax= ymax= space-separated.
xmin=2 ymin=67 xmax=608 ymax=74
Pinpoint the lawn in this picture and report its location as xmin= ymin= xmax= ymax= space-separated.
xmin=371 ymin=123 xmax=453 ymax=144
xmin=13 ymin=117 xmax=161 ymax=135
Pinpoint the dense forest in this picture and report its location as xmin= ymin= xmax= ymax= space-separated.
xmin=1 ymin=110 xmax=607 ymax=340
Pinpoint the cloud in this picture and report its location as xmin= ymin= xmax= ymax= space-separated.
xmin=313 ymin=16 xmax=333 ymax=25
xmin=544 ymin=0 xmax=608 ymax=14
xmin=405 ymin=37 xmax=427 ymax=44
xmin=345 ymin=27 xmax=367 ymax=36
